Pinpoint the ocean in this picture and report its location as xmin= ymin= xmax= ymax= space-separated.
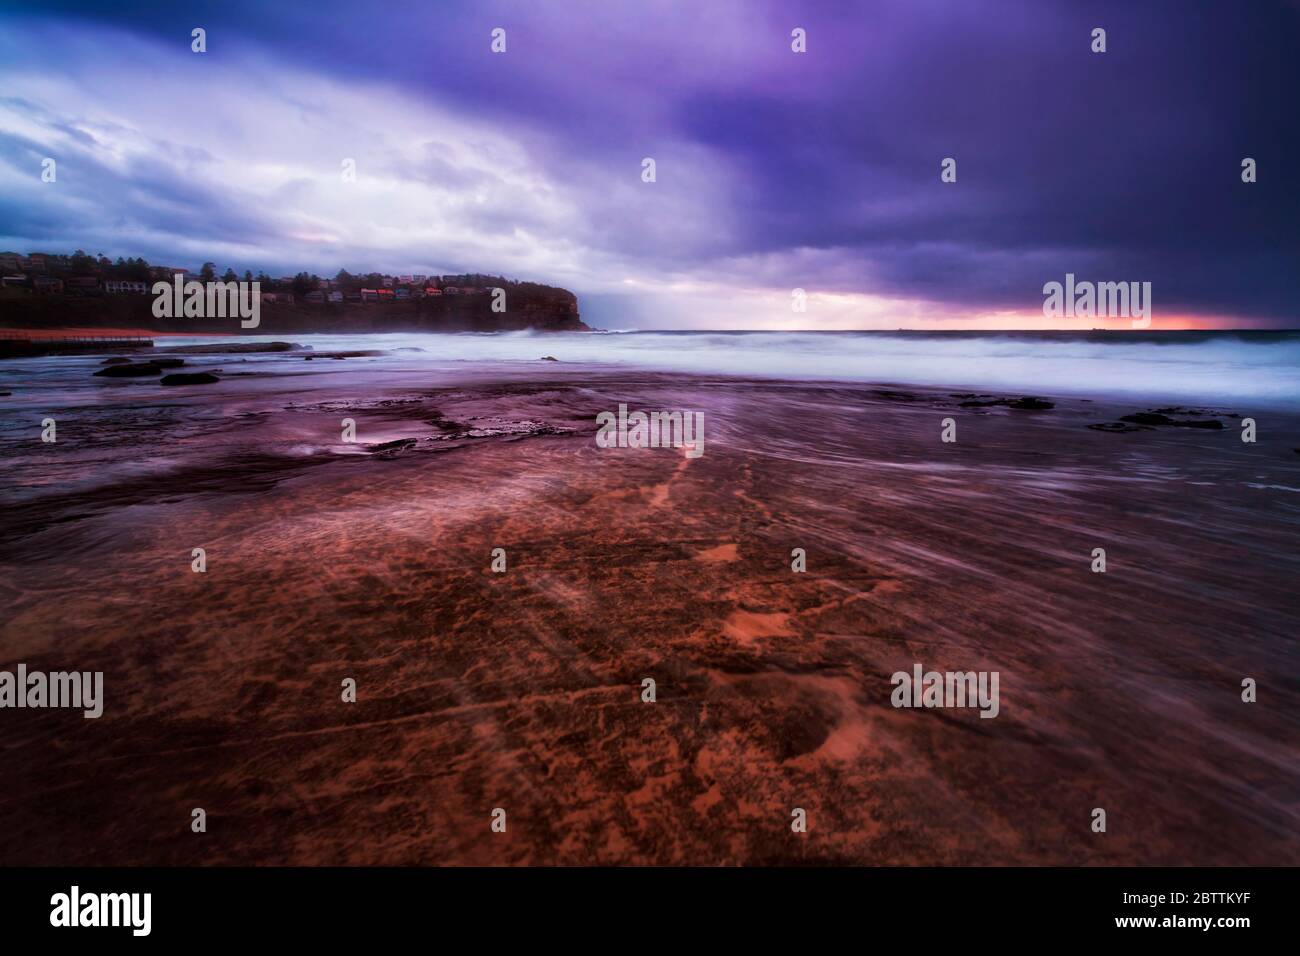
xmin=123 ymin=329 xmax=1300 ymax=405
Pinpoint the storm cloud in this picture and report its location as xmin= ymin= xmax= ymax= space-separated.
xmin=1 ymin=0 xmax=1296 ymax=328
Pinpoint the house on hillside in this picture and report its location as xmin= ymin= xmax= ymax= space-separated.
xmin=34 ymin=276 xmax=65 ymax=293
xmin=65 ymin=276 xmax=101 ymax=295
xmin=104 ymin=280 xmax=149 ymax=294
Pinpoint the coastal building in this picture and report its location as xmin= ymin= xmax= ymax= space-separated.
xmin=0 ymin=253 xmax=21 ymax=273
xmin=1 ymin=274 xmax=28 ymax=288
xmin=34 ymin=276 xmax=65 ymax=293
xmin=424 ymin=287 xmax=442 ymax=296
xmin=394 ymin=287 xmax=410 ymax=299
xmin=304 ymin=290 xmax=325 ymax=303
xmin=360 ymin=289 xmax=379 ymax=301
xmin=64 ymin=276 xmax=100 ymax=295
xmin=103 ymin=280 xmax=149 ymax=294
xmin=328 ymin=291 xmax=343 ymax=303
xmin=444 ymin=286 xmax=462 ymax=295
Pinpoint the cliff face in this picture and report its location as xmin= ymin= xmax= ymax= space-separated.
xmin=0 ymin=286 xmax=588 ymax=334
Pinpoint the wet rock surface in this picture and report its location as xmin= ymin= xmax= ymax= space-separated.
xmin=1 ymin=370 xmax=1297 ymax=866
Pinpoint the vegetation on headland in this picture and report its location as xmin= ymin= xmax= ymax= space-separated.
xmin=0 ymin=249 xmax=587 ymax=333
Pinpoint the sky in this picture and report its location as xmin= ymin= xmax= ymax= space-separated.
xmin=0 ymin=0 xmax=1297 ymax=330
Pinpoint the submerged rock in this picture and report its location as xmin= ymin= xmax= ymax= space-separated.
xmin=1121 ymin=410 xmax=1225 ymax=429
xmin=1120 ymin=412 xmax=1174 ymax=426
xmin=960 ymin=395 xmax=1055 ymax=410
xmin=1088 ymin=422 xmax=1151 ymax=432
xmin=157 ymin=341 xmax=298 ymax=354
xmin=317 ymin=350 xmax=385 ymax=360
xmin=872 ymin=390 xmax=919 ymax=402
xmin=93 ymin=362 xmax=162 ymax=377
xmin=160 ymin=372 xmax=220 ymax=386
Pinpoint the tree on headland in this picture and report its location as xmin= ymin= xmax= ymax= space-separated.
xmin=108 ymin=256 xmax=151 ymax=281
xmin=200 ymin=262 xmax=216 ymax=281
